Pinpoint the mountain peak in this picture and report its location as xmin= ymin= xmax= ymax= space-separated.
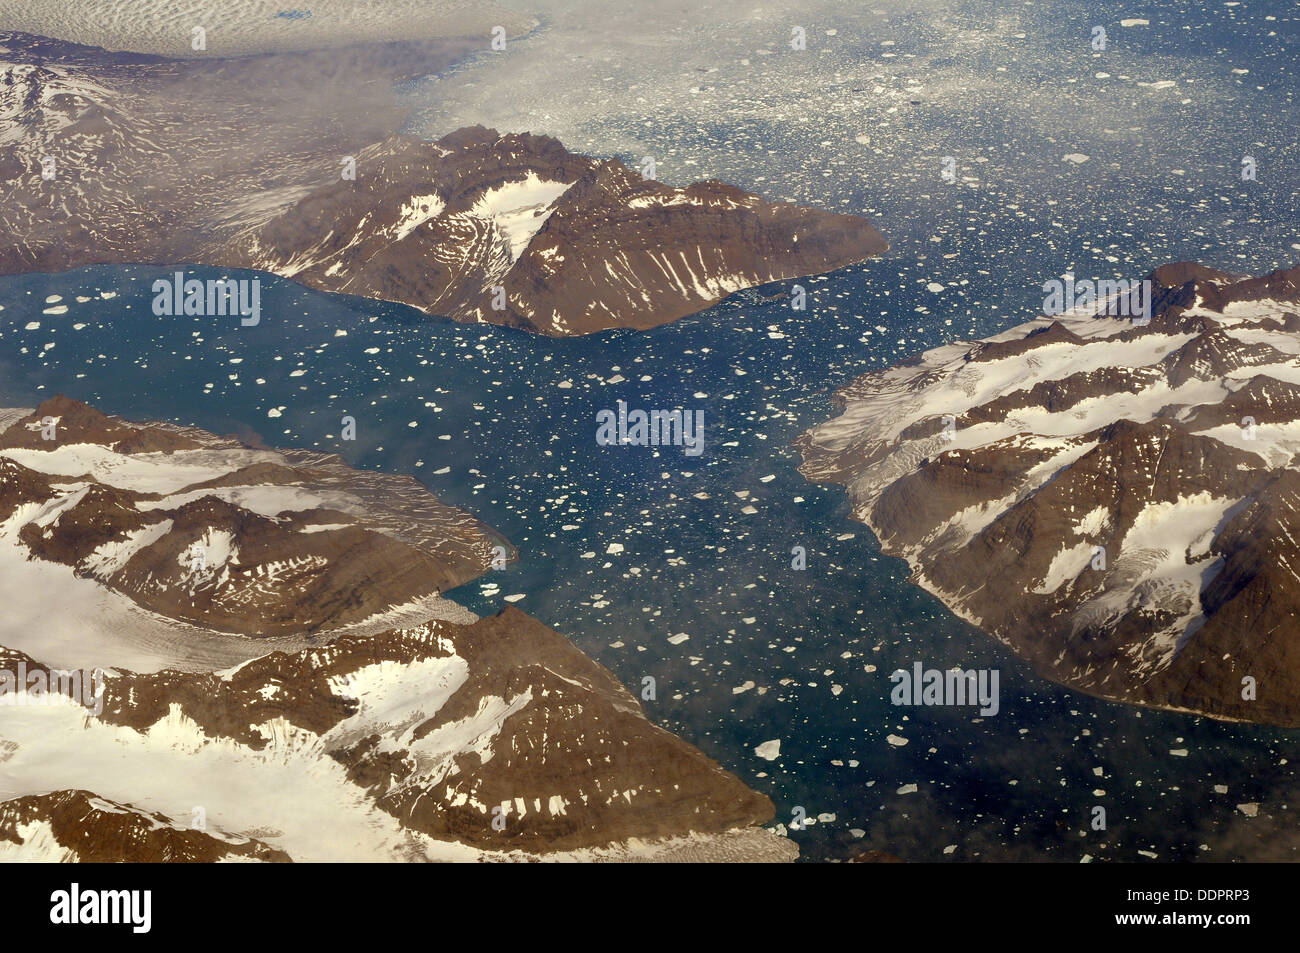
xmin=799 ymin=259 xmax=1300 ymax=726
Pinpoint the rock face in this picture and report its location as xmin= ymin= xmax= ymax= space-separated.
xmin=0 ymin=612 xmax=779 ymax=860
xmin=214 ymin=126 xmax=888 ymax=335
xmin=0 ymin=790 xmax=291 ymax=863
xmin=0 ymin=31 xmax=883 ymax=335
xmin=0 ymin=395 xmax=506 ymax=636
xmin=0 ymin=30 xmax=452 ymax=272
xmin=0 ymin=394 xmax=789 ymax=861
xmin=798 ymin=262 xmax=1300 ymax=726
xmin=1 ymin=31 xmax=886 ymax=336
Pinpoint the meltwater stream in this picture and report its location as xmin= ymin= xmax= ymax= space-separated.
xmin=1 ymin=261 xmax=1298 ymax=862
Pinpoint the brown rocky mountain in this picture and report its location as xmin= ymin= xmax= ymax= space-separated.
xmin=213 ymin=126 xmax=887 ymax=334
xmin=0 ymin=393 xmax=791 ymax=861
xmin=798 ymin=262 xmax=1300 ymax=726
xmin=0 ymin=612 xmax=782 ymax=860
xmin=0 ymin=790 xmax=292 ymax=863
xmin=1 ymin=31 xmax=886 ymax=336
xmin=1 ymin=31 xmax=467 ymax=270
xmin=0 ymin=395 xmax=507 ymax=636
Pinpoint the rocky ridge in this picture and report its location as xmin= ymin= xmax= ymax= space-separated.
xmin=213 ymin=126 xmax=887 ymax=335
xmin=798 ymin=262 xmax=1300 ymax=726
xmin=1 ymin=31 xmax=886 ymax=336
xmin=0 ymin=394 xmax=789 ymax=861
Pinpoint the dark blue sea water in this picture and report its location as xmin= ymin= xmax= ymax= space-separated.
xmin=2 ymin=257 xmax=1298 ymax=862
xmin=3 ymin=0 xmax=1297 ymax=862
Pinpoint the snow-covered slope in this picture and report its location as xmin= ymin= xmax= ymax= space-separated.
xmin=0 ymin=30 xmax=465 ymax=273
xmin=0 ymin=612 xmax=788 ymax=861
xmin=798 ymin=261 xmax=1300 ymax=726
xmin=0 ymin=31 xmax=885 ymax=337
xmin=0 ymin=395 xmax=789 ymax=861
xmin=213 ymin=126 xmax=888 ymax=335
xmin=0 ymin=395 xmax=504 ymax=653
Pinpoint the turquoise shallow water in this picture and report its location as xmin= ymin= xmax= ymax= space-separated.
xmin=2 ymin=260 xmax=1298 ymax=862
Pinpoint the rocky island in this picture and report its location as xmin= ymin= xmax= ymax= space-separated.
xmin=1 ymin=30 xmax=886 ymax=336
